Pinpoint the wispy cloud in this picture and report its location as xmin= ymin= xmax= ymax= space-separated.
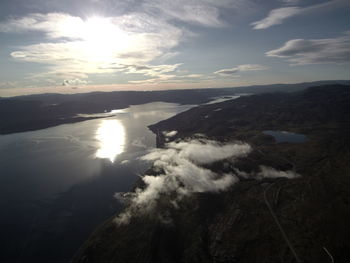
xmin=128 ymin=71 xmax=206 ymax=84
xmin=128 ymin=74 xmax=177 ymax=84
xmin=251 ymin=7 xmax=301 ymax=29
xmin=252 ymin=0 xmax=350 ymax=30
xmin=142 ymin=0 xmax=252 ymax=27
xmin=266 ymin=32 xmax=350 ymax=65
xmin=215 ymin=64 xmax=268 ymax=76
xmin=280 ymin=0 xmax=300 ymax=6
xmin=143 ymin=0 xmax=223 ymax=27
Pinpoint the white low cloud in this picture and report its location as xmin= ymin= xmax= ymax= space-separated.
xmin=266 ymin=32 xmax=350 ymax=65
xmin=256 ymin=166 xmax=300 ymax=179
xmin=234 ymin=165 xmax=300 ymax=180
xmin=115 ymin=139 xmax=250 ymax=224
xmin=168 ymin=139 xmax=251 ymax=165
xmin=114 ymin=138 xmax=300 ymax=224
xmin=215 ymin=64 xmax=268 ymax=76
xmin=163 ymin=130 xmax=178 ymax=137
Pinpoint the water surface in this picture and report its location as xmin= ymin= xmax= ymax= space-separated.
xmin=0 ymin=102 xmax=193 ymax=263
xmin=263 ymin=130 xmax=307 ymax=143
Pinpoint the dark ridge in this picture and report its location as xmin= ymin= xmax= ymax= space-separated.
xmin=72 ymin=84 xmax=350 ymax=263
xmin=2 ymin=80 xmax=350 ymax=135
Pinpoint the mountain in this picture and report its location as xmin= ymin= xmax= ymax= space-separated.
xmin=0 ymin=88 xmax=237 ymax=134
xmin=1 ymin=80 xmax=350 ymax=135
xmin=73 ymin=84 xmax=350 ymax=263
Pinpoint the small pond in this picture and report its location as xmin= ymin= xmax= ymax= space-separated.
xmin=263 ymin=130 xmax=308 ymax=143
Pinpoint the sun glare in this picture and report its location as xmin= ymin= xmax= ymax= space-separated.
xmin=67 ymin=16 xmax=130 ymax=64
xmin=95 ymin=119 xmax=126 ymax=162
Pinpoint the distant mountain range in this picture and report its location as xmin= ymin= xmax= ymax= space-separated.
xmin=1 ymin=80 xmax=350 ymax=135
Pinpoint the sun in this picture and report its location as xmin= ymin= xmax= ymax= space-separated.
xmin=77 ymin=16 xmax=130 ymax=64
xmin=83 ymin=17 xmax=120 ymax=43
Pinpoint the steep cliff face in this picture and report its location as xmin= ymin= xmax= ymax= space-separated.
xmin=73 ymin=85 xmax=350 ymax=263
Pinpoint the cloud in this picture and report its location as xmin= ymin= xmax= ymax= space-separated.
xmin=234 ymin=166 xmax=300 ymax=180
xmin=143 ymin=0 xmax=222 ymax=27
xmin=167 ymin=139 xmax=251 ymax=165
xmin=280 ymin=0 xmax=300 ymax=6
xmin=128 ymin=72 xmax=209 ymax=84
xmin=128 ymin=74 xmax=177 ymax=84
xmin=256 ymin=166 xmax=300 ymax=179
xmin=0 ymin=81 xmax=17 ymax=89
xmin=62 ymin=78 xmax=89 ymax=86
xmin=0 ymin=12 xmax=183 ymax=82
xmin=115 ymin=139 xmax=250 ymax=224
xmin=122 ymin=63 xmax=182 ymax=77
xmin=183 ymin=74 xmax=204 ymax=78
xmin=252 ymin=0 xmax=350 ymax=30
xmin=251 ymin=7 xmax=301 ymax=29
xmin=162 ymin=130 xmax=178 ymax=137
xmin=114 ymin=137 xmax=301 ymax=224
xmin=0 ymin=1 xmax=261 ymax=88
xmin=0 ymin=13 xmax=85 ymax=38
xmin=266 ymin=32 xmax=350 ymax=64
xmin=214 ymin=64 xmax=268 ymax=76
xmin=132 ymin=137 xmax=147 ymax=148
xmin=120 ymin=160 xmax=130 ymax=165
xmin=142 ymin=0 xmax=252 ymax=27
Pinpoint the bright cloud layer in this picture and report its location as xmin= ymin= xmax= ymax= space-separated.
xmin=0 ymin=0 xmax=349 ymax=94
xmin=0 ymin=1 xmax=256 ymax=88
xmin=0 ymin=12 xmax=183 ymax=81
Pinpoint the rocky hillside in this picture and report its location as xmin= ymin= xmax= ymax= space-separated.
xmin=73 ymin=85 xmax=350 ymax=263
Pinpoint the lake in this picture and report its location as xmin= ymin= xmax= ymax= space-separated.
xmin=263 ymin=130 xmax=308 ymax=143
xmin=0 ymin=102 xmax=193 ymax=263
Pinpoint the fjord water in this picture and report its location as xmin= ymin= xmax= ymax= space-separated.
xmin=0 ymin=102 xmax=193 ymax=263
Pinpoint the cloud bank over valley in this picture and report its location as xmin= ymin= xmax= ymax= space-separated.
xmin=115 ymin=137 xmax=300 ymax=224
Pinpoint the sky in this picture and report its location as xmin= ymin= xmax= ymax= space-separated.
xmin=0 ymin=0 xmax=349 ymax=96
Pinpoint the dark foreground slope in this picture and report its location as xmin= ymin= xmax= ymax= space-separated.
xmin=73 ymin=85 xmax=350 ymax=263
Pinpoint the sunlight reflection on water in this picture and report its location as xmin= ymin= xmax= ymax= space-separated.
xmin=95 ymin=119 xmax=126 ymax=162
